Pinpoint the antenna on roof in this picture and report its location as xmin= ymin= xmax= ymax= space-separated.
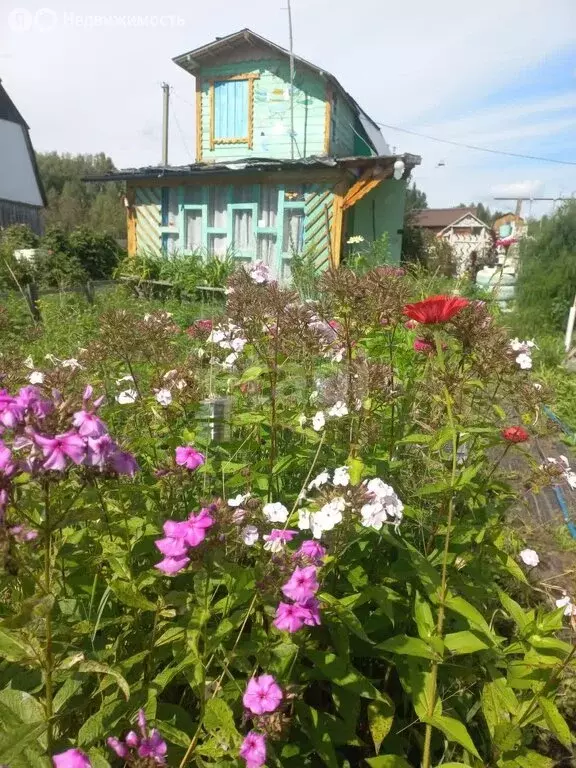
xmin=287 ymin=0 xmax=295 ymax=160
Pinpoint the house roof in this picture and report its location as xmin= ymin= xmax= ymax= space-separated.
xmin=0 ymin=79 xmax=46 ymax=207
xmin=84 ymin=153 xmax=421 ymax=183
xmin=411 ymin=207 xmax=478 ymax=229
xmin=173 ymin=28 xmax=388 ymax=155
xmin=0 ymin=79 xmax=28 ymax=127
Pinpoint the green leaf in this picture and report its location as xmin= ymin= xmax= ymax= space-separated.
xmin=320 ymin=592 xmax=372 ymax=643
xmin=444 ymin=594 xmax=493 ymax=636
xmin=204 ymin=698 xmax=239 ymax=742
xmin=365 ymin=756 xmax=412 ymax=767
xmin=444 ymin=631 xmax=490 ymax=655
xmin=414 ymin=591 xmax=434 ymax=640
xmin=110 ymin=579 xmax=156 ymax=611
xmin=367 ymin=696 xmax=395 ymax=754
xmin=0 ymin=689 xmax=45 ymax=726
xmin=378 ymin=635 xmax=438 ymax=660
xmin=238 ymin=365 xmax=265 ymax=383
xmin=0 ymin=722 xmax=47 ymax=765
xmin=155 ymin=720 xmax=192 ymax=748
xmin=0 ymin=627 xmax=33 ymax=662
xmin=497 ymin=589 xmax=529 ymax=631
xmin=296 ymin=702 xmax=339 ymax=768
xmin=306 ymin=650 xmax=384 ymax=700
xmin=493 ymin=723 xmax=522 ymax=752
xmin=537 ymin=696 xmax=572 ymax=748
xmin=426 ymin=714 xmax=480 ymax=758
xmin=398 ymin=433 xmax=432 ymax=444
xmin=348 ymin=456 xmax=365 ymax=485
xmin=53 ymin=677 xmax=84 ymax=713
xmin=481 ymin=677 xmax=518 ymax=738
xmin=78 ymin=661 xmax=130 ymax=700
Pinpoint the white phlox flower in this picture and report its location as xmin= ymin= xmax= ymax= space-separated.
xmin=298 ymin=414 xmax=307 ymax=427
xmin=23 ymin=356 xmax=34 ymax=369
xmin=155 ymin=388 xmax=172 ymax=407
xmin=228 ymin=493 xmax=250 ymax=507
xmin=308 ymin=470 xmax=330 ymax=490
xmin=310 ymin=497 xmax=346 ymax=539
xmin=555 ymin=593 xmax=576 ymax=617
xmin=362 ymin=478 xmax=404 ymax=529
xmin=116 ymin=389 xmax=138 ymax=405
xmin=333 ymin=466 xmax=350 ymax=487
xmin=312 ymin=411 xmax=325 ymax=431
xmin=519 ymin=548 xmax=539 ymax=567
xmin=298 ymin=509 xmax=311 ymax=530
xmin=28 ymin=371 xmax=44 ymax=385
xmin=347 ymin=235 xmax=365 ymax=244
xmin=328 ymin=401 xmax=348 ymax=418
xmin=262 ymin=501 xmax=289 ymax=523
xmin=247 ymin=260 xmax=272 ymax=284
xmin=241 ymin=525 xmax=259 ymax=546
xmin=515 ymin=352 xmax=532 ymax=370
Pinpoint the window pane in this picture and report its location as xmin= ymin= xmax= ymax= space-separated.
xmin=233 ymin=209 xmax=254 ymax=250
xmin=282 ymin=209 xmax=305 ymax=254
xmin=208 ymin=234 xmax=228 ymax=257
xmin=185 ymin=210 xmax=203 ymax=252
xmin=214 ymin=80 xmax=248 ymax=139
xmin=208 ymin=186 xmax=228 ymax=227
xmin=233 ymin=185 xmax=254 ymax=203
xmin=257 ymin=233 xmax=276 ymax=270
xmin=259 ymin=185 xmax=278 ymax=227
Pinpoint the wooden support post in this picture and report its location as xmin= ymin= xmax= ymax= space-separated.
xmin=82 ymin=280 xmax=95 ymax=305
xmin=330 ymin=181 xmax=348 ymax=268
xmin=24 ymin=282 xmax=41 ymax=323
xmin=126 ymin=188 xmax=137 ymax=257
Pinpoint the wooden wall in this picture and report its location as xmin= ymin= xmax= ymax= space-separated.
xmin=196 ymin=59 xmax=357 ymax=162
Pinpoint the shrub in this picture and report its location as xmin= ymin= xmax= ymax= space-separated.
xmin=0 ymin=264 xmax=573 ymax=768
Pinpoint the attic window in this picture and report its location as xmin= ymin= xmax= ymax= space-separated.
xmin=209 ymin=74 xmax=258 ymax=150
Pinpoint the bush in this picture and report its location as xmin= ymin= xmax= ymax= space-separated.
xmin=516 ymin=201 xmax=576 ymax=333
xmin=0 ymin=265 xmax=573 ymax=768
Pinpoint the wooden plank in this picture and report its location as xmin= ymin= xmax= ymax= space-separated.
xmin=209 ymin=81 xmax=215 ymax=151
xmin=323 ymin=84 xmax=332 ymax=155
xmin=330 ymin=180 xmax=348 ymax=268
xmin=129 ymin=169 xmax=347 ymax=190
xmin=342 ymin=177 xmax=382 ymax=210
xmin=196 ymin=78 xmax=203 ymax=161
xmin=126 ymin=186 xmax=137 ymax=257
xmin=248 ymin=77 xmax=255 ymax=150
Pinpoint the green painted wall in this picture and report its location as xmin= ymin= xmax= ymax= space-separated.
xmin=329 ymin=91 xmax=354 ymax=157
xmin=348 ymin=179 xmax=407 ymax=263
xmin=198 ymin=59 xmax=357 ymax=161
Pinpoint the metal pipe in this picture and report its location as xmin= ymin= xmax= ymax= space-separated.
xmin=161 ymin=82 xmax=170 ymax=166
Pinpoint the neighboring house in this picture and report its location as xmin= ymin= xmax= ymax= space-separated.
xmin=89 ymin=29 xmax=420 ymax=277
xmin=0 ymin=79 xmax=46 ymax=234
xmin=412 ymin=207 xmax=492 ymax=274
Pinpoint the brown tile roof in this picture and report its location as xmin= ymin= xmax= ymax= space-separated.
xmin=411 ymin=207 xmax=476 ymax=228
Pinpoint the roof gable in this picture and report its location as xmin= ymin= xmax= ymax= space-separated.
xmin=443 ymin=212 xmax=489 ymax=230
xmin=0 ymin=80 xmax=27 ymax=127
xmin=173 ymin=29 xmax=385 ymax=153
xmin=412 ymin=207 xmax=477 ymax=229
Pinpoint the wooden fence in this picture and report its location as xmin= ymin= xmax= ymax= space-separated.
xmin=6 ymin=277 xmax=225 ymax=323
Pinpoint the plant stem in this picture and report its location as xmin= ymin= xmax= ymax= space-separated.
xmin=43 ymin=484 xmax=54 ymax=754
xmin=421 ymin=388 xmax=458 ymax=768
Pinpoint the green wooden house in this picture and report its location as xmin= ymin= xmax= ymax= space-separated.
xmin=92 ymin=29 xmax=420 ymax=276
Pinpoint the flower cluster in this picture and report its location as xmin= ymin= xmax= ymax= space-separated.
xmin=544 ymin=454 xmax=576 ymax=490
xmin=246 ymin=259 xmax=273 ymax=284
xmin=107 ymin=709 xmax=167 ymax=765
xmin=53 ymin=749 xmax=91 ymax=768
xmin=273 ymin=560 xmax=321 ymax=633
xmin=175 ymin=445 xmax=205 ymax=472
xmin=403 ymin=295 xmax=469 ymax=325
xmin=360 ymin=478 xmax=404 ymax=530
xmin=519 ymin=548 xmax=539 ymax=567
xmin=509 ymin=338 xmax=536 ymax=370
xmin=0 ymin=383 xmax=137 ymax=525
xmin=207 ymin=320 xmax=248 ymax=370
xmin=155 ymin=506 xmax=215 ymax=574
xmin=187 ymin=318 xmax=213 ymax=338
xmin=555 ymin=591 xmax=576 ymax=618
xmin=240 ymin=674 xmax=283 ymax=767
xmin=501 ymin=426 xmax=529 ymax=443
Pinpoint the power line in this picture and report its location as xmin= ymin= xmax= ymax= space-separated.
xmin=374 ymin=120 xmax=576 ymax=167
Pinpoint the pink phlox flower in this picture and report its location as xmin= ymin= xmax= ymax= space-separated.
xmin=240 ymin=731 xmax=266 ymax=768
xmin=16 ymin=387 xmax=53 ymax=421
xmin=184 ymin=508 xmax=214 ymax=547
xmin=273 ymin=601 xmax=309 ymax=633
xmin=155 ymin=535 xmax=189 ymax=557
xmin=10 ymin=525 xmax=38 ymax=542
xmin=242 ymin=674 xmax=283 ymax=715
xmin=296 ymin=539 xmax=327 ymax=563
xmin=281 ymin=565 xmax=319 ymax=604
xmin=138 ymin=729 xmax=167 ymax=763
xmin=72 ymin=409 xmax=107 ymax=438
xmin=35 ymin=431 xmax=86 ymax=471
xmin=0 ymin=390 xmax=24 ymax=428
xmin=175 ymin=446 xmax=205 ymax=471
xmin=263 ymin=528 xmax=297 ymax=552
xmin=86 ymin=434 xmax=114 ymax=468
xmin=125 ymin=730 xmax=140 ymax=748
xmin=155 ymin=555 xmax=190 ymax=575
xmin=109 ymin=448 xmax=139 ymax=476
xmin=413 ymin=338 xmax=434 ymax=354
xmin=106 ymin=737 xmax=129 ymax=759
xmin=52 ymin=748 xmax=92 ymax=768
xmin=300 ymin=597 xmax=322 ymax=626
xmin=0 ymin=439 xmax=16 ymax=477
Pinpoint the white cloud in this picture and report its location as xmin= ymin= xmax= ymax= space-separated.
xmin=490 ymin=181 xmax=543 ymax=198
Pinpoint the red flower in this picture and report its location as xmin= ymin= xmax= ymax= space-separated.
xmin=403 ymin=295 xmax=470 ymax=324
xmin=501 ymin=426 xmax=529 ymax=443
xmin=413 ymin=337 xmax=434 ymax=354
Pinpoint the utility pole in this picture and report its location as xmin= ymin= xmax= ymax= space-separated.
xmin=161 ymin=82 xmax=170 ymax=166
xmin=287 ymin=0 xmax=295 ymax=160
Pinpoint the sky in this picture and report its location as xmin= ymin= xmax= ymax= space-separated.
xmin=1 ymin=0 xmax=575 ymax=217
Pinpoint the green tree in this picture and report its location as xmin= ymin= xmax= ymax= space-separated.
xmin=37 ymin=152 xmax=125 ymax=238
xmin=516 ymin=200 xmax=576 ymax=331
xmin=406 ymin=181 xmax=428 ymax=213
